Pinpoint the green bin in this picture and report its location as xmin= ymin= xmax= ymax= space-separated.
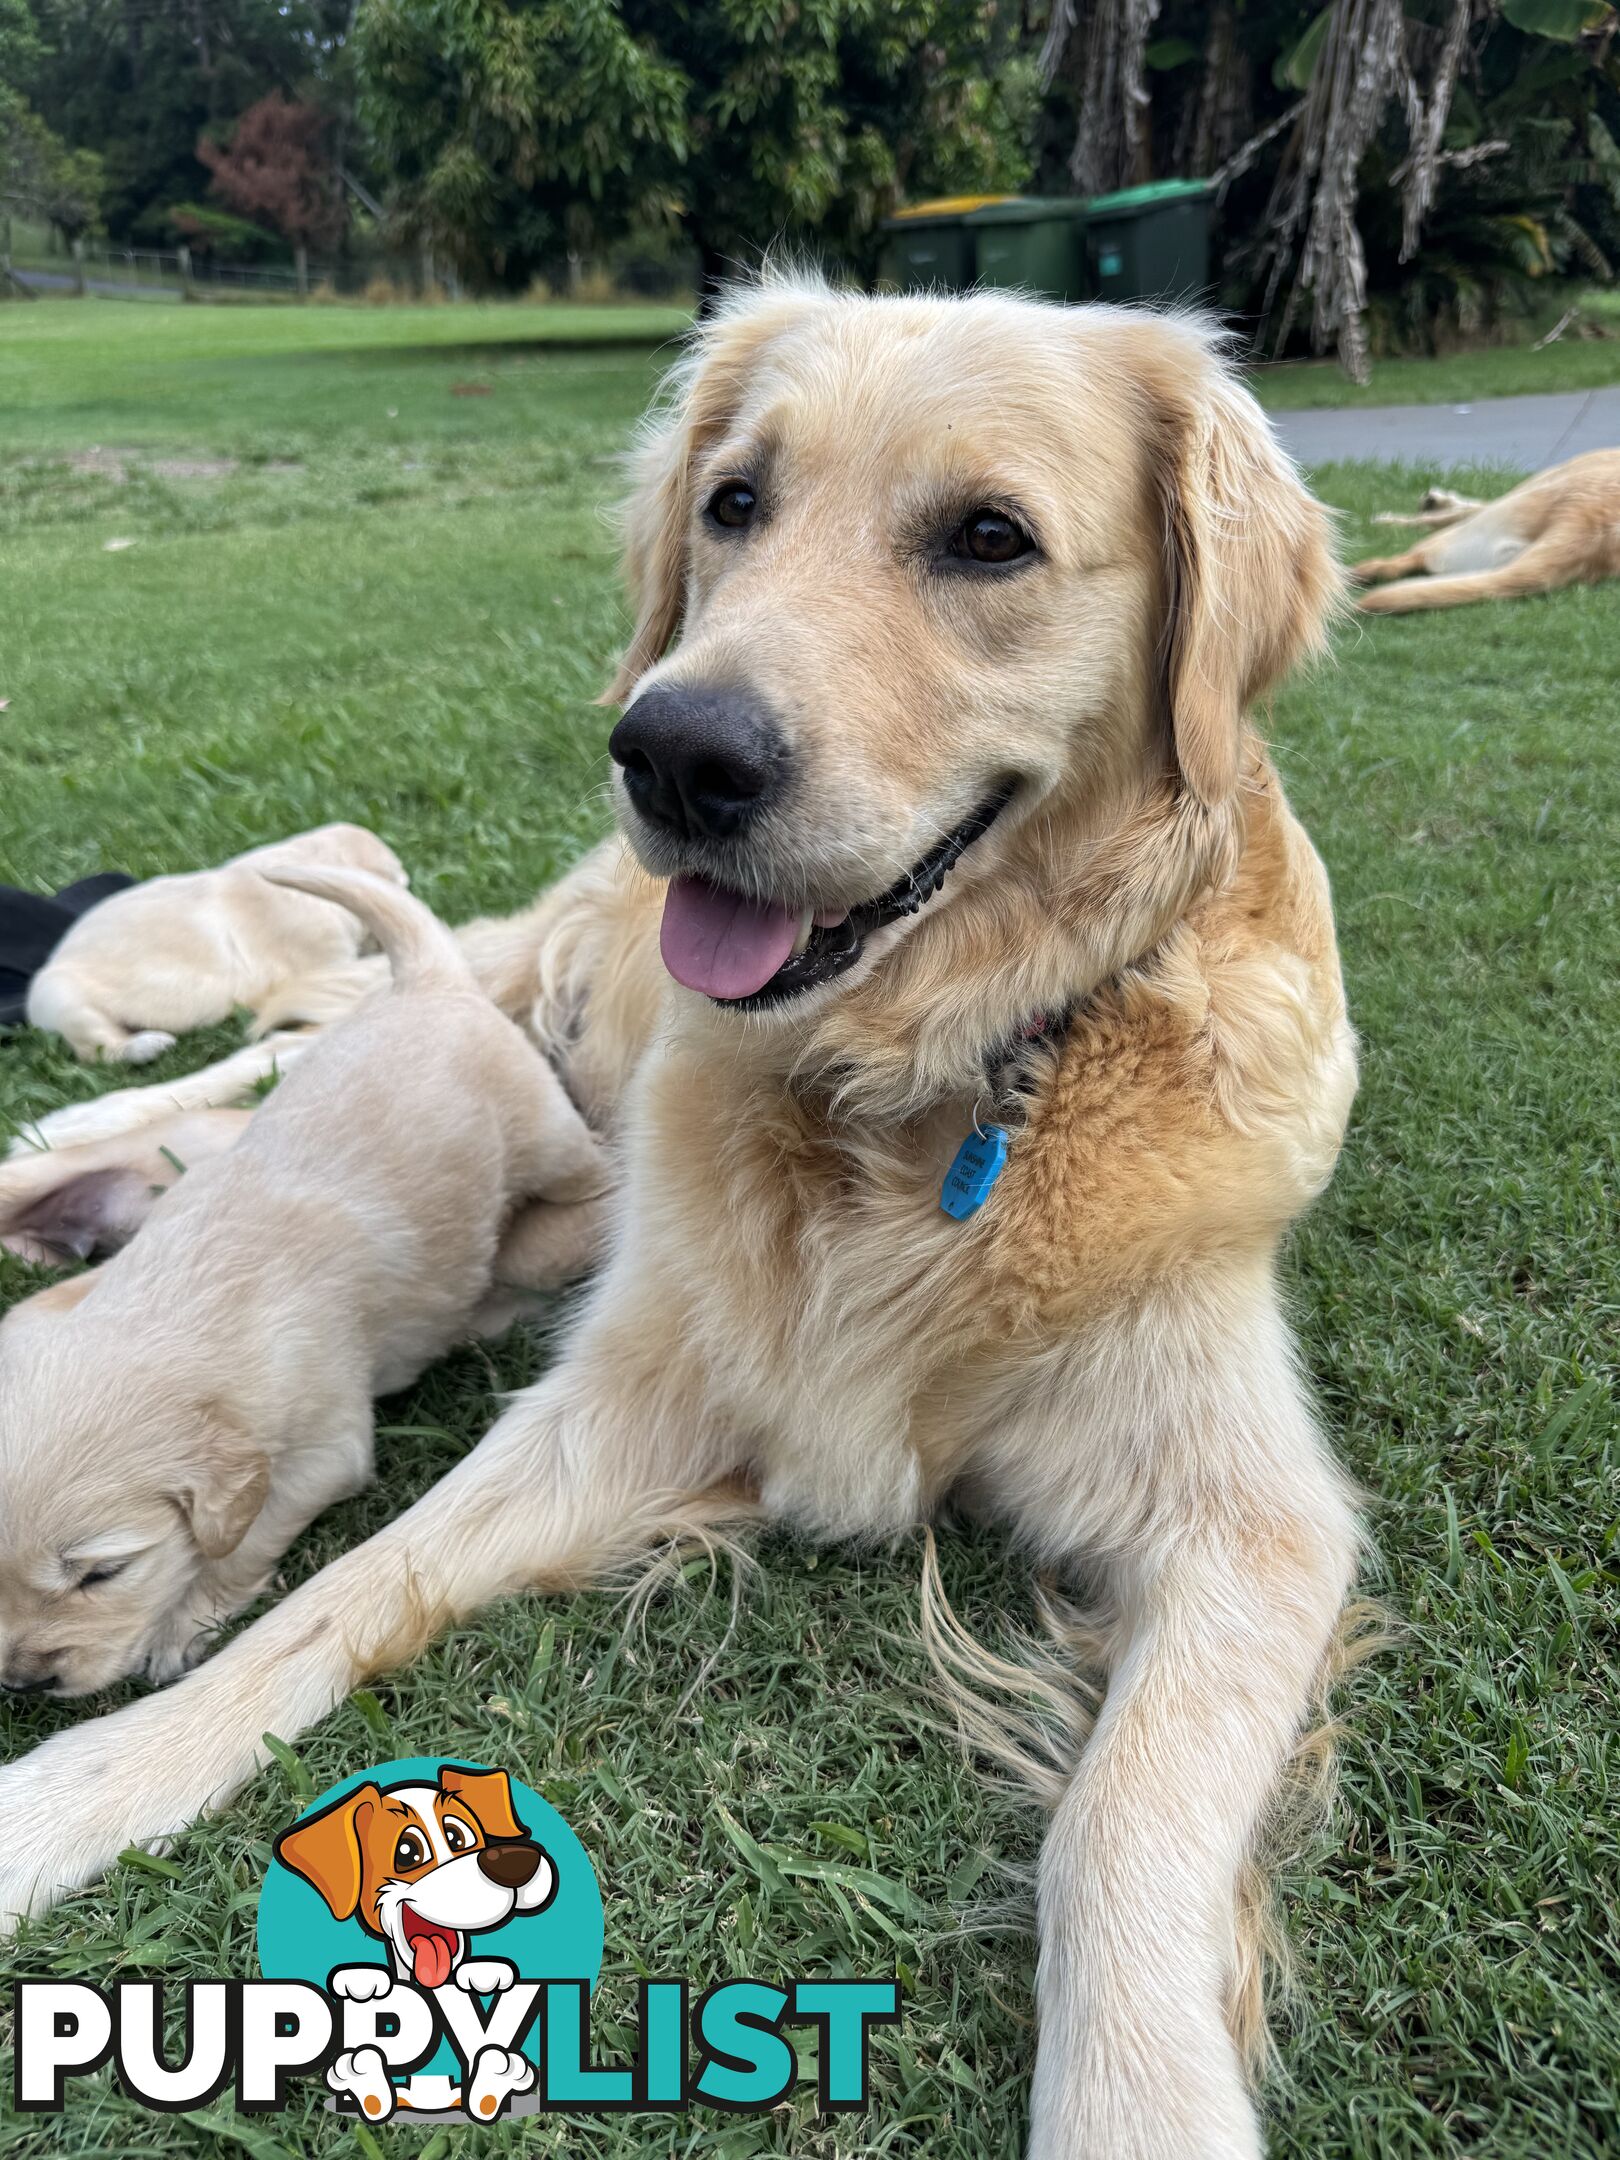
xmin=968 ymin=197 xmax=1089 ymax=303
xmin=878 ymin=198 xmax=988 ymax=293
xmin=1084 ymin=179 xmax=1211 ymax=305
xmin=879 ymin=195 xmax=1090 ymax=303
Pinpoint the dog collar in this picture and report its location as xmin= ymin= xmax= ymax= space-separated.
xmin=940 ymin=1004 xmax=1073 ymax=1220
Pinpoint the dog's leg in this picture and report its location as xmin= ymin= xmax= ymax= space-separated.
xmin=5 ymin=1034 xmax=310 ymax=1157
xmin=488 ymin=1192 xmax=615 ymax=1297
xmin=1006 ymin=1283 xmax=1357 ymax=2160
xmin=1369 ymin=496 xmax=1480 ymax=529
xmin=1356 ymin=536 xmax=1569 ymax=614
xmin=1345 ymin=543 xmax=1430 ymax=588
xmin=0 ymin=1300 xmax=746 ymax=1932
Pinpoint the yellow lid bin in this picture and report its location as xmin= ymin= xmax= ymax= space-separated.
xmin=878 ymin=182 xmax=1213 ymax=307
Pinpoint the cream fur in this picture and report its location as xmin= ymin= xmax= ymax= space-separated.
xmin=25 ymin=822 xmax=407 ymax=1062
xmin=0 ymin=871 xmax=604 ymax=1694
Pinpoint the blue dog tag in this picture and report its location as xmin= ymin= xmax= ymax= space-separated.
xmin=940 ymin=1124 xmax=1010 ymax=1219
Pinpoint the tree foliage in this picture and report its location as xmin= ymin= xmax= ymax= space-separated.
xmin=0 ymin=0 xmax=101 ymax=240
xmin=199 ymin=92 xmax=343 ymax=251
xmin=355 ymin=0 xmax=1031 ymax=288
xmin=1040 ymin=1 xmax=1620 ymax=376
xmin=15 ymin=0 xmax=357 ymax=244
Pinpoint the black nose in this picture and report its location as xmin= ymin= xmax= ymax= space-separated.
xmin=608 ymin=685 xmax=787 ymax=843
xmin=477 ymin=1839 xmax=542 ymax=1888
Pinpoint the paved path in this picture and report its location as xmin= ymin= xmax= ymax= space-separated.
xmin=1272 ymin=384 xmax=1620 ymax=471
xmin=12 ymin=267 xmax=182 ymax=302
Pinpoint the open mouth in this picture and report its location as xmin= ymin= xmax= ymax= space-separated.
xmin=399 ymin=1904 xmax=462 ymax=1989
xmin=659 ymin=782 xmax=1016 ymax=1009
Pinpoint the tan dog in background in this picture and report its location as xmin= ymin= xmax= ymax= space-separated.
xmin=25 ymin=822 xmax=404 ymax=1063
xmin=0 ymin=868 xmax=604 ymax=1695
xmin=1353 ymin=448 xmax=1620 ymax=612
xmin=1 ymin=281 xmax=1362 ymax=2160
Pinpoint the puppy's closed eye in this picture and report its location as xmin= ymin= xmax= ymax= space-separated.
xmin=76 ymin=1559 xmax=131 ymax=1591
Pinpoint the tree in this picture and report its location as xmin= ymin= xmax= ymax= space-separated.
xmin=354 ymin=0 xmax=1031 ymax=293
xmin=1 ymin=0 xmax=102 ymax=252
xmin=1039 ymin=0 xmax=1620 ymax=378
xmin=199 ymin=91 xmax=343 ymax=284
xmin=19 ymin=0 xmax=360 ymax=244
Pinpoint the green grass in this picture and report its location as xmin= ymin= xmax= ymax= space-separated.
xmin=1253 ymin=287 xmax=1620 ymax=407
xmin=0 ymin=300 xmax=1616 ymax=2160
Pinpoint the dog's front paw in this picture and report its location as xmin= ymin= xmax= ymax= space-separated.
xmin=328 ymin=2045 xmax=396 ymax=2120
xmin=454 ymin=1958 xmax=517 ymax=1996
xmin=330 ymin=1964 xmax=394 ymax=2002
xmin=0 ymin=1729 xmax=127 ymax=1934
xmin=464 ymin=2045 xmax=534 ymax=2120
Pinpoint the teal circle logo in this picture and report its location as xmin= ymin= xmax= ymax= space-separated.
xmin=257 ymin=1757 xmax=601 ymax=2120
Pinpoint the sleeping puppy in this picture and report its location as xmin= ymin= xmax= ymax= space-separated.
xmin=0 ymin=868 xmax=606 ymax=1695
xmin=25 ymin=823 xmax=405 ymax=1063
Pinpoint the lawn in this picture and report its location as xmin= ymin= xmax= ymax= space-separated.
xmin=1252 ymin=286 xmax=1620 ymax=408
xmin=0 ymin=298 xmax=1615 ymax=2160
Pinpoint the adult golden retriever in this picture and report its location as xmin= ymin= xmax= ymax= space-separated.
xmin=1352 ymin=448 xmax=1620 ymax=612
xmin=0 ymin=279 xmax=1360 ymax=2159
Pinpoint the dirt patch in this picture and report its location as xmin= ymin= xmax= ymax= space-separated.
xmin=149 ymin=454 xmax=239 ymax=479
xmin=64 ymin=447 xmax=241 ymax=482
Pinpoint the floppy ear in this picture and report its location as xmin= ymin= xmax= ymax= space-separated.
xmin=438 ymin=1764 xmax=528 ymax=1842
xmin=1150 ymin=341 xmax=1341 ymax=806
xmin=173 ymin=1402 xmax=269 ymax=1560
xmin=274 ymin=1783 xmax=380 ymax=1921
xmin=602 ymin=277 xmax=830 ymax=706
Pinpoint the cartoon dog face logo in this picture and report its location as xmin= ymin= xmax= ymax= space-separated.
xmin=274 ymin=1764 xmax=557 ymax=1990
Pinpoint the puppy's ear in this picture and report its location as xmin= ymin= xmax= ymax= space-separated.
xmin=438 ymin=1763 xmax=527 ymax=1841
xmin=275 ymin=1784 xmax=380 ymax=1921
xmin=173 ymin=1403 xmax=269 ymax=1560
xmin=1146 ymin=330 xmax=1341 ymax=806
xmin=602 ymin=277 xmax=829 ymax=705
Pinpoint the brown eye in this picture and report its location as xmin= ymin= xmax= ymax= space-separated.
xmin=443 ymin=1816 xmax=474 ymax=1853
xmin=394 ymin=1828 xmax=429 ymax=1871
xmin=707 ymin=482 xmax=756 ymax=530
xmin=953 ymin=510 xmax=1033 ymax=565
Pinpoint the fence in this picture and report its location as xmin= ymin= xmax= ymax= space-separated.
xmin=3 ymin=240 xmax=453 ymax=303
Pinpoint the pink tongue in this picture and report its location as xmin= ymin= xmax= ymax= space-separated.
xmin=411 ymin=1931 xmax=453 ymax=1989
xmin=660 ymin=876 xmax=801 ymax=1000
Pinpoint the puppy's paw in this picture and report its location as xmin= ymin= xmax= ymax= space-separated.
xmin=464 ymin=2045 xmax=534 ymax=2120
xmin=119 ymin=1032 xmax=178 ymax=1066
xmin=139 ymin=1597 xmax=223 ymax=1686
xmin=454 ymin=1958 xmax=517 ymax=1996
xmin=141 ymin=1567 xmax=266 ymax=1685
xmin=330 ymin=1964 xmax=394 ymax=2002
xmin=328 ymin=2045 xmax=396 ymax=2120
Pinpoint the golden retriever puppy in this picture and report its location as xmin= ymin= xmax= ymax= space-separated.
xmin=1352 ymin=447 xmax=1620 ymax=612
xmin=0 ymin=281 xmax=1357 ymax=2160
xmin=25 ymin=822 xmax=405 ymax=1063
xmin=0 ymin=869 xmax=605 ymax=1694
